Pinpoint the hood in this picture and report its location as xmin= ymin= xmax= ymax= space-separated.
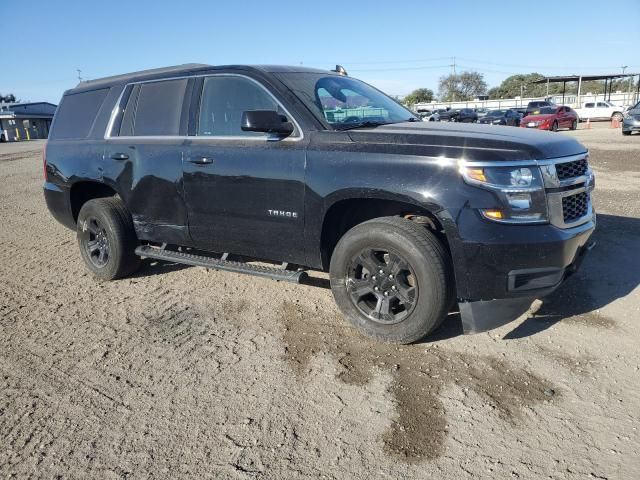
xmin=345 ymin=121 xmax=586 ymax=161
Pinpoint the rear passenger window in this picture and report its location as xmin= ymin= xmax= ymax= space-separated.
xmin=50 ymin=88 xmax=109 ymax=140
xmin=197 ymin=76 xmax=281 ymax=137
xmin=585 ymin=103 xmax=594 ymax=108
xmin=120 ymin=79 xmax=187 ymax=136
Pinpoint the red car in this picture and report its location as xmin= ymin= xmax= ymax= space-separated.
xmin=520 ymin=106 xmax=578 ymax=132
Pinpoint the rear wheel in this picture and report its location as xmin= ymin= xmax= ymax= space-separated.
xmin=571 ymin=119 xmax=578 ymax=130
xmin=329 ymin=217 xmax=453 ymax=344
xmin=551 ymin=121 xmax=559 ymax=132
xmin=77 ymin=197 xmax=140 ymax=280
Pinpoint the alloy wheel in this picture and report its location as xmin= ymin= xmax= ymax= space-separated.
xmin=346 ymin=248 xmax=418 ymax=324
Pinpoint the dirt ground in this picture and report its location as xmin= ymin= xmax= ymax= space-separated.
xmin=1 ymin=123 xmax=639 ymax=479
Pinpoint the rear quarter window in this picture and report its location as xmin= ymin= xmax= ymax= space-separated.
xmin=50 ymin=88 xmax=109 ymax=140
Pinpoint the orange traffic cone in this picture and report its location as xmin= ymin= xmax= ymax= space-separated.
xmin=586 ymin=118 xmax=591 ymax=129
xmin=611 ymin=117 xmax=620 ymax=128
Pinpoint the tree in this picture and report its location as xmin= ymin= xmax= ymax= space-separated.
xmin=488 ymin=73 xmax=559 ymax=99
xmin=403 ymin=88 xmax=434 ymax=106
xmin=0 ymin=93 xmax=17 ymax=103
xmin=438 ymin=71 xmax=487 ymax=102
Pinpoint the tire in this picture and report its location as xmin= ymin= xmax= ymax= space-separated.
xmin=612 ymin=112 xmax=623 ymax=122
xmin=551 ymin=121 xmax=558 ymax=132
xmin=622 ymin=130 xmax=631 ymax=136
xmin=76 ymin=197 xmax=140 ymax=280
xmin=571 ymin=120 xmax=578 ymax=130
xmin=329 ymin=216 xmax=454 ymax=344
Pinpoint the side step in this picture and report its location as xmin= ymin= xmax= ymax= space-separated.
xmin=135 ymin=245 xmax=307 ymax=283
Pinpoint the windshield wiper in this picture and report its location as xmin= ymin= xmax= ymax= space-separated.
xmin=335 ymin=121 xmax=390 ymax=131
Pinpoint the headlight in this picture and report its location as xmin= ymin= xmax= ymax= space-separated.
xmin=492 ymin=119 xmax=502 ymax=124
xmin=460 ymin=165 xmax=548 ymax=223
xmin=623 ymin=111 xmax=631 ymax=119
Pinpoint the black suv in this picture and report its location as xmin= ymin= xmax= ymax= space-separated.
xmin=44 ymin=64 xmax=596 ymax=343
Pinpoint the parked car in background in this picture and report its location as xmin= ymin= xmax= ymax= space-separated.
xmin=622 ymin=100 xmax=640 ymax=135
xmin=526 ymin=101 xmax=555 ymax=114
xmin=475 ymin=107 xmax=489 ymax=120
xmin=575 ymin=101 xmax=625 ymax=122
xmin=419 ymin=110 xmax=440 ymax=122
xmin=479 ymin=109 xmax=521 ymax=126
xmin=521 ymin=106 xmax=578 ymax=131
xmin=436 ymin=108 xmax=459 ymax=122
xmin=457 ymin=108 xmax=478 ymax=123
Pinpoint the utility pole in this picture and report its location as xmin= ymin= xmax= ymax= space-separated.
xmin=76 ymin=68 xmax=83 ymax=82
xmin=621 ymin=66 xmax=631 ymax=102
xmin=451 ymin=56 xmax=456 ymax=75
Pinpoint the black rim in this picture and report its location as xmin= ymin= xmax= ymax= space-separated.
xmin=82 ymin=216 xmax=110 ymax=268
xmin=346 ymin=248 xmax=418 ymax=325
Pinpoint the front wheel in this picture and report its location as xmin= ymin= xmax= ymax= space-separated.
xmin=612 ymin=112 xmax=623 ymax=122
xmin=571 ymin=119 xmax=578 ymax=130
xmin=77 ymin=197 xmax=140 ymax=280
xmin=329 ymin=217 xmax=453 ymax=344
xmin=551 ymin=121 xmax=559 ymax=132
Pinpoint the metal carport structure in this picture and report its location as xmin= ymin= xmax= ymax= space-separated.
xmin=531 ymin=73 xmax=640 ymax=106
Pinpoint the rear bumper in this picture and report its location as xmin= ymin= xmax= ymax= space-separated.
xmin=447 ymin=208 xmax=596 ymax=333
xmin=43 ymin=182 xmax=75 ymax=230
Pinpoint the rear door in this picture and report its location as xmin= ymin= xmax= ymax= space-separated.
xmin=104 ymin=78 xmax=192 ymax=244
xmin=182 ymin=74 xmax=307 ymax=264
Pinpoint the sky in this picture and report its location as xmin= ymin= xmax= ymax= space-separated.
xmin=2 ymin=0 xmax=639 ymax=104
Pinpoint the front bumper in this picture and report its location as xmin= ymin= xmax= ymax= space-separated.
xmin=622 ymin=118 xmax=640 ymax=132
xmin=458 ymin=237 xmax=595 ymax=333
xmin=448 ymin=207 xmax=596 ymax=334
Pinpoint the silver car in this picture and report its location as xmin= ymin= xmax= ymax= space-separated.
xmin=623 ymin=100 xmax=640 ymax=136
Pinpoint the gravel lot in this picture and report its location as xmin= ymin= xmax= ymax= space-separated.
xmin=1 ymin=124 xmax=639 ymax=479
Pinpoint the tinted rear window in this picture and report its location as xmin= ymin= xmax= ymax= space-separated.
xmin=123 ymin=79 xmax=187 ymax=136
xmin=50 ymin=88 xmax=109 ymax=140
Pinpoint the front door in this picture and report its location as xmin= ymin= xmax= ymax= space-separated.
xmin=182 ymin=75 xmax=307 ymax=265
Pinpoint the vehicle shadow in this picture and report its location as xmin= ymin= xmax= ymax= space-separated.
xmin=129 ymin=258 xmax=192 ymax=278
xmin=504 ymin=213 xmax=640 ymax=339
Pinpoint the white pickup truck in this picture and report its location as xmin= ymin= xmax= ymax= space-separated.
xmin=574 ymin=101 xmax=625 ymax=122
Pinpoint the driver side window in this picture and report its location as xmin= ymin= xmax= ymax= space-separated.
xmin=197 ymin=76 xmax=281 ymax=137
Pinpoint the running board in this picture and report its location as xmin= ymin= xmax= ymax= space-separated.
xmin=135 ymin=245 xmax=307 ymax=283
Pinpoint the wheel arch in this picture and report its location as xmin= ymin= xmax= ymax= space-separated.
xmin=317 ymin=191 xmax=450 ymax=270
xmin=69 ymin=180 xmax=120 ymax=223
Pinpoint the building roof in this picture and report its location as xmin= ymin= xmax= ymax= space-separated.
xmin=0 ymin=102 xmax=57 ymax=118
xmin=531 ymin=73 xmax=639 ymax=83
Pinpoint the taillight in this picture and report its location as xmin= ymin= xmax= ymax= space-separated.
xmin=43 ymin=141 xmax=48 ymax=180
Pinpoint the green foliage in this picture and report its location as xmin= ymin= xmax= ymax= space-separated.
xmin=404 ymin=88 xmax=434 ymax=105
xmin=403 ymin=88 xmax=434 ymax=106
xmin=438 ymin=71 xmax=487 ymax=101
xmin=0 ymin=93 xmax=17 ymax=103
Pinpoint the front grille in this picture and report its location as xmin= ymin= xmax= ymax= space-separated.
xmin=556 ymin=158 xmax=588 ymax=180
xmin=562 ymin=191 xmax=589 ymax=223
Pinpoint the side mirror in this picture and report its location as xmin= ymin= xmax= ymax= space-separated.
xmin=241 ymin=110 xmax=294 ymax=136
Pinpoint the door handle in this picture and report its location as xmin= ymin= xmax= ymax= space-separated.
xmin=111 ymin=153 xmax=129 ymax=160
xmin=189 ymin=157 xmax=214 ymax=165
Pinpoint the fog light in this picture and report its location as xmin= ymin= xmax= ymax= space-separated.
xmin=481 ymin=209 xmax=504 ymax=220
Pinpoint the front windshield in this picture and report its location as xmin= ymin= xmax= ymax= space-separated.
xmin=275 ymin=72 xmax=417 ymax=129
